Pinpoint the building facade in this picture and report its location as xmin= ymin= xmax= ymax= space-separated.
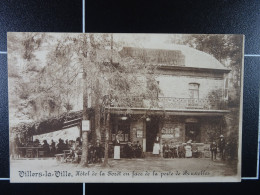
xmin=106 ymin=45 xmax=230 ymax=156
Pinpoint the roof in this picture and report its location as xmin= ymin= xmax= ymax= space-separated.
xmin=120 ymin=43 xmax=230 ymax=71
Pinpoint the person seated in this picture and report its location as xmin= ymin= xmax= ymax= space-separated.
xmin=163 ymin=143 xmax=170 ymax=158
xmin=94 ymin=140 xmax=103 ymax=163
xmin=33 ymin=139 xmax=40 ymax=147
xmin=192 ymin=144 xmax=199 ymax=158
xmin=76 ymin=137 xmax=82 ymax=146
xmin=169 ymin=142 xmax=175 ymax=158
xmin=42 ymin=140 xmax=50 ymax=157
xmin=56 ymin=139 xmax=65 ymax=154
xmin=178 ymin=144 xmax=185 ymax=158
xmin=73 ymin=140 xmax=82 ymax=163
xmin=135 ymin=141 xmax=142 ymax=158
xmin=65 ymin=139 xmax=69 ymax=150
xmin=65 ymin=147 xmax=75 ymax=162
xmin=132 ymin=141 xmax=137 ymax=158
xmin=124 ymin=142 xmax=133 ymax=158
xmin=87 ymin=143 xmax=94 ymax=164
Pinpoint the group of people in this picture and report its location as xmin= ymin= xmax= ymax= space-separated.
xmin=124 ymin=141 xmax=143 ymax=158
xmin=210 ymin=135 xmax=226 ymax=161
xmin=162 ymin=143 xmax=182 ymax=158
xmin=42 ymin=138 xmax=79 ymax=157
xmin=87 ymin=140 xmax=104 ymax=163
xmin=12 ymin=135 xmax=82 ymax=158
xmin=162 ymin=141 xmax=197 ymax=158
xmin=162 ymin=135 xmax=226 ymax=160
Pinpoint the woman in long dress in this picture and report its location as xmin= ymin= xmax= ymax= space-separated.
xmin=153 ymin=135 xmax=160 ymax=155
xmin=113 ymin=135 xmax=121 ymax=159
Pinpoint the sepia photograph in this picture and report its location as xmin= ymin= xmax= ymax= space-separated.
xmin=8 ymin=33 xmax=244 ymax=182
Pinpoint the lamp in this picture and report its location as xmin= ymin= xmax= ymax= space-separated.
xmin=121 ymin=116 xmax=128 ymax=120
xmin=146 ymin=117 xmax=151 ymax=122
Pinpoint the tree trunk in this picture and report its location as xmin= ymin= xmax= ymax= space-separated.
xmin=103 ymin=108 xmax=110 ymax=167
xmin=95 ymin=80 xmax=101 ymax=141
xmin=81 ymin=63 xmax=89 ymax=167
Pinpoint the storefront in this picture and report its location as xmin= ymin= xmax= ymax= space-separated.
xmin=108 ymin=112 xmax=225 ymax=157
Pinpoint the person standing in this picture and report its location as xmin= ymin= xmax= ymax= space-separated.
xmin=113 ymin=135 xmax=121 ymax=160
xmin=153 ymin=134 xmax=160 ymax=155
xmin=210 ymin=141 xmax=217 ymax=161
xmin=184 ymin=142 xmax=192 ymax=158
xmin=218 ymin=135 xmax=226 ymax=160
xmin=50 ymin=140 xmax=56 ymax=156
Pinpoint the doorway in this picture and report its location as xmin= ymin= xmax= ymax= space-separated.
xmin=146 ymin=118 xmax=159 ymax=152
xmin=185 ymin=123 xmax=201 ymax=143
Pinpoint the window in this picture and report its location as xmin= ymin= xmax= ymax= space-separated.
xmin=189 ymin=83 xmax=200 ymax=99
xmin=111 ymin=118 xmax=130 ymax=142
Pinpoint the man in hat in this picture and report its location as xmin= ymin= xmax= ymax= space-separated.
xmin=218 ymin=135 xmax=226 ymax=160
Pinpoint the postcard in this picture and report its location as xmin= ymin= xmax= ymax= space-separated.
xmin=8 ymin=33 xmax=244 ymax=182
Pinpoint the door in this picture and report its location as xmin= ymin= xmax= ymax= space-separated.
xmin=185 ymin=123 xmax=201 ymax=143
xmin=146 ymin=118 xmax=159 ymax=152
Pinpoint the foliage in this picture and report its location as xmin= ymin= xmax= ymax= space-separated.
xmin=168 ymin=34 xmax=243 ymax=103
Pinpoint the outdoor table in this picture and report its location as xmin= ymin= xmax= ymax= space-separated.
xmin=63 ymin=150 xmax=70 ymax=159
xmin=17 ymin=147 xmax=43 ymax=158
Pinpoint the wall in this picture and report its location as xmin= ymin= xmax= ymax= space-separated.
xmin=130 ymin=120 xmax=144 ymax=143
xmin=160 ymin=121 xmax=185 ymax=145
xmin=157 ymin=74 xmax=224 ymax=99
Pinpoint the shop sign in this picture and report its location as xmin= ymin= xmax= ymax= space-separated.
xmin=162 ymin=134 xmax=174 ymax=138
xmin=82 ymin=120 xmax=90 ymax=131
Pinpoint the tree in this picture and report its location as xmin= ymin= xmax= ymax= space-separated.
xmin=8 ymin=33 xmax=161 ymax=166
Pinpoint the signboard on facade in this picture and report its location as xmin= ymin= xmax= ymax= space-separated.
xmin=137 ymin=130 xmax=143 ymax=138
xmin=82 ymin=120 xmax=90 ymax=131
xmin=161 ymin=134 xmax=174 ymax=138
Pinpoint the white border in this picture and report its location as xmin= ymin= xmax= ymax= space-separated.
xmin=0 ymin=0 xmax=259 ymax=183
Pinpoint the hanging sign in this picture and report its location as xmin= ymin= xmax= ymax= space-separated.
xmin=82 ymin=120 xmax=90 ymax=131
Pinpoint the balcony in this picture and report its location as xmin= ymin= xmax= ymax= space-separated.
xmin=157 ymin=97 xmax=227 ymax=110
xmin=110 ymin=96 xmax=227 ymax=111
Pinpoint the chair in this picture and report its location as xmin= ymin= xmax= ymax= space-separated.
xmin=26 ymin=149 xmax=34 ymax=158
xmin=38 ymin=151 xmax=45 ymax=158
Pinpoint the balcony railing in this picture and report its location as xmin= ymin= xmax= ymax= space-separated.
xmin=157 ymin=97 xmax=227 ymax=110
xmin=110 ymin=96 xmax=227 ymax=110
